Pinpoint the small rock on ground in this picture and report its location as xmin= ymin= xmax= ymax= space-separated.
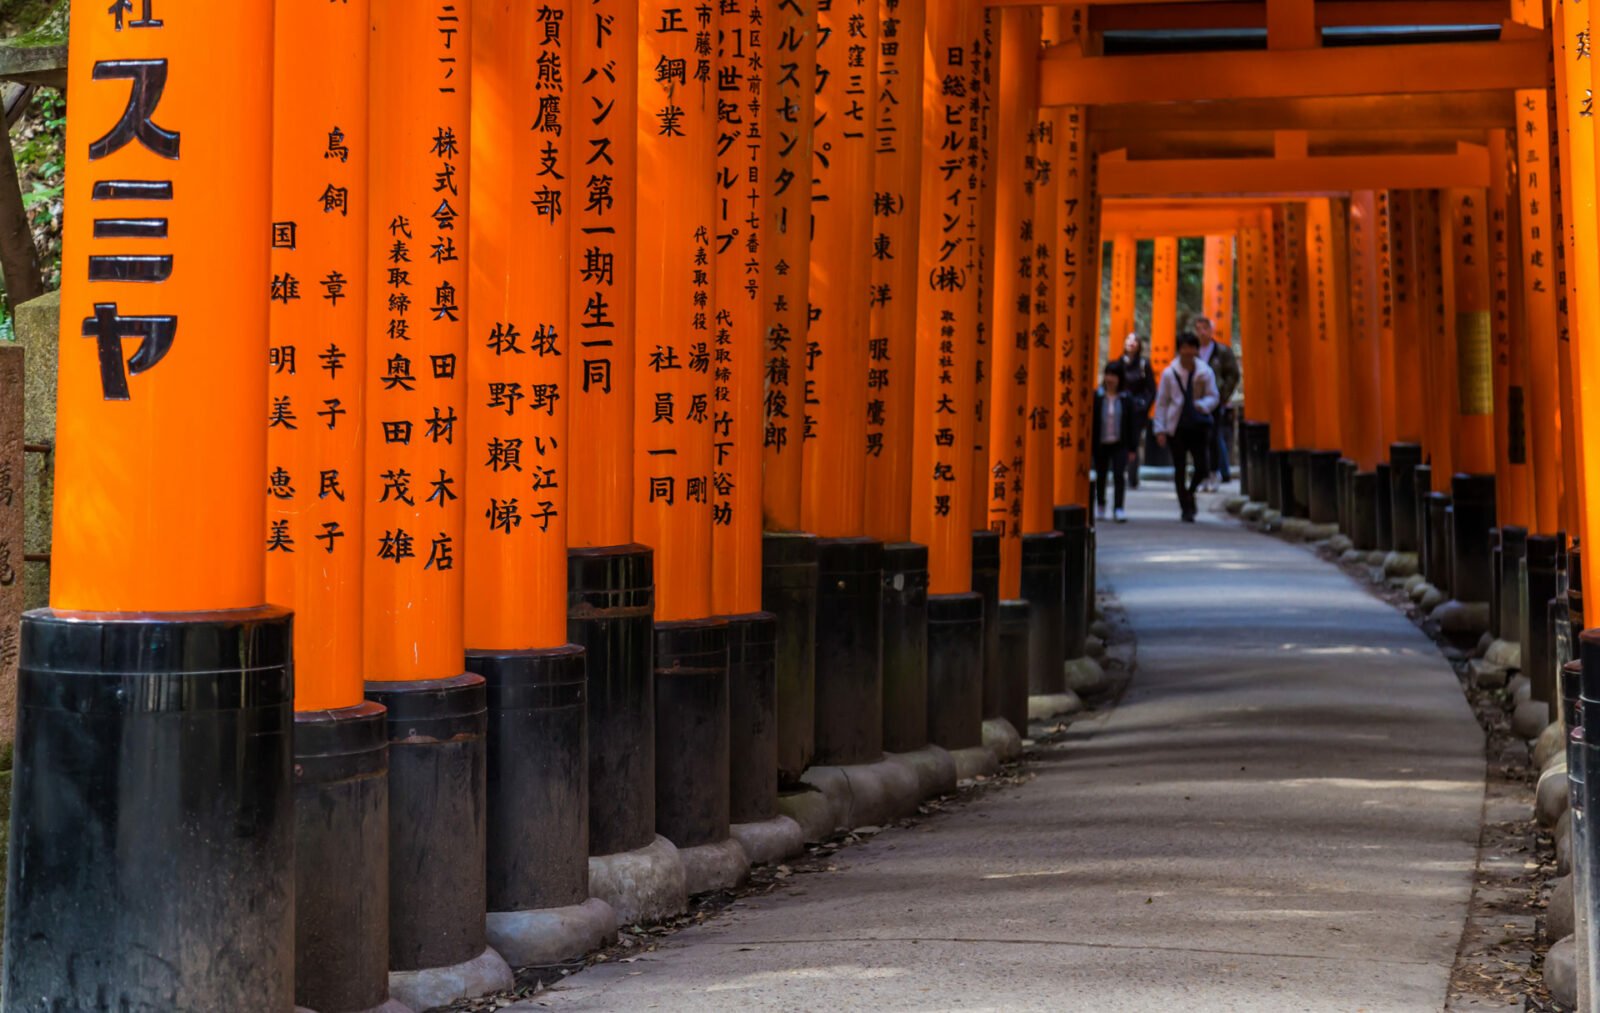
xmin=1535 ymin=758 xmax=1569 ymax=826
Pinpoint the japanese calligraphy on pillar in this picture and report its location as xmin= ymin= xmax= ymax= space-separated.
xmin=802 ymin=0 xmax=877 ymax=536
xmin=1487 ymin=134 xmax=1522 ymax=469
xmin=1108 ymin=233 xmax=1135 ymax=349
xmin=267 ymin=0 xmax=368 ymax=708
xmin=969 ymin=7 xmax=997 ymax=533
xmin=1022 ymin=110 xmax=1057 ymax=532
xmin=863 ymin=0 xmax=926 ymax=543
xmin=711 ymin=0 xmax=766 ymax=615
xmin=1150 ymin=237 xmax=1177 ymax=376
xmin=1202 ymin=235 xmax=1233 ymax=344
xmin=1452 ymin=189 xmax=1494 ymax=417
xmin=1514 ymin=78 xmax=1563 ymax=531
xmin=760 ymin=0 xmax=815 ymax=531
xmin=910 ymin=0 xmax=982 ymax=594
xmin=54 ymin=0 xmax=273 ymax=611
xmin=568 ymin=0 xmax=638 ymax=547
xmin=364 ymin=2 xmax=470 ymax=678
xmin=984 ymin=7 xmax=1038 ymax=589
xmin=466 ymin=0 xmax=571 ymax=651
xmin=636 ymin=0 xmax=717 ymax=622
xmin=1052 ymin=104 xmax=1093 ymax=510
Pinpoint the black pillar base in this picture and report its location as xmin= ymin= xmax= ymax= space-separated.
xmin=1286 ymin=450 xmax=1309 ymax=519
xmin=1336 ymin=458 xmax=1355 ymax=534
xmin=469 ymin=643 xmax=588 ymax=913
xmin=1424 ymin=492 xmax=1451 ymax=593
xmin=1413 ymin=462 xmax=1434 ymax=565
xmin=1450 ymin=473 xmax=1497 ymax=604
xmin=1242 ymin=421 xmax=1270 ymax=501
xmin=1495 ymin=526 xmax=1527 ymax=643
xmin=366 ymin=673 xmax=489 ymax=974
xmin=654 ymin=619 xmax=730 ymax=849
xmin=969 ymin=531 xmax=1001 ymax=717
xmin=1525 ymin=534 xmax=1561 ymax=705
xmin=1389 ymin=443 xmax=1423 ymax=553
xmin=1374 ymin=463 xmax=1393 ymax=551
xmin=927 ymin=592 xmax=985 ymax=751
xmin=1571 ymin=539 xmax=1585 ymax=632
xmin=1054 ymin=505 xmax=1090 ymax=659
xmin=295 ymin=701 xmax=392 ymax=1013
xmin=1351 ymin=471 xmax=1377 ymax=551
xmin=1308 ymin=450 xmax=1341 ymax=525
xmin=996 ymin=600 xmax=1031 ymax=735
xmin=568 ymin=544 xmax=656 ymax=857
xmin=762 ymin=532 xmax=817 ymax=785
xmin=814 ymin=537 xmax=884 ymax=767
xmin=881 ymin=542 xmax=930 ymax=754
xmin=726 ymin=611 xmax=778 ymax=824
xmin=1020 ymin=532 xmax=1066 ymax=697
xmin=1266 ymin=449 xmax=1285 ymax=512
xmin=4 ymin=607 xmax=294 ymax=1010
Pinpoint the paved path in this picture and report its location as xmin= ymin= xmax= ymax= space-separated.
xmin=523 ymin=485 xmax=1487 ymax=1011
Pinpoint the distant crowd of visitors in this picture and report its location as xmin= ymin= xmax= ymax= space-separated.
xmin=1094 ymin=317 xmax=1241 ymax=523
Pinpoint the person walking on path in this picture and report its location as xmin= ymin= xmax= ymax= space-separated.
xmin=1110 ymin=332 xmax=1156 ymax=489
xmin=1093 ymin=363 xmax=1136 ymax=523
xmin=1193 ymin=316 xmax=1239 ymax=492
xmin=1153 ymin=332 xmax=1220 ymax=523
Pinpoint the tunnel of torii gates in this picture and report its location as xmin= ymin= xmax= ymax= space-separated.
xmin=10 ymin=0 xmax=1600 ymax=1009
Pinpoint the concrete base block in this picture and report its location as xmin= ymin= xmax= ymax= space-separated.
xmin=388 ymin=947 xmax=513 ymax=1013
xmin=775 ymin=787 xmax=837 ymax=844
xmin=1546 ymin=934 xmax=1577 ymax=1009
xmin=1260 ymin=508 xmax=1282 ymax=529
xmin=1085 ymin=635 xmax=1106 ymax=659
xmin=1535 ymin=758 xmax=1569 ymax=826
xmin=886 ymin=744 xmax=958 ymax=800
xmin=678 ymin=837 xmax=750 ymax=896
xmin=1402 ymin=573 xmax=1426 ymax=596
xmin=801 ymin=755 xmax=924 ymax=831
xmin=1281 ymin=517 xmax=1310 ymax=540
xmin=1064 ymin=655 xmax=1108 ymax=695
xmin=1339 ymin=548 xmax=1364 ymax=565
xmin=1508 ymin=674 xmax=1530 ymax=701
xmin=1240 ymin=501 xmax=1265 ymax=522
xmin=981 ymin=717 xmax=1023 ymax=762
xmin=485 ymin=897 xmax=617 ymax=968
xmin=1028 ymin=691 xmax=1083 ymax=722
xmin=1514 ymin=700 xmax=1550 ymax=744
xmin=1485 ymin=638 xmax=1521 ymax=670
xmin=588 ymin=834 xmax=689 ymax=926
xmin=297 ymin=1002 xmax=412 ymax=1013
xmin=1549 ymin=874 xmax=1575 ymax=941
xmin=1305 ymin=522 xmax=1339 ymax=541
xmin=1224 ymin=495 xmax=1248 ymax=514
xmin=1327 ymin=534 xmax=1353 ymax=554
xmin=1089 ymin=619 xmax=1110 ymax=639
xmin=949 ymin=745 xmax=999 ymax=781
xmin=1365 ymin=550 xmax=1387 ymax=567
xmin=1383 ymin=551 xmax=1419 ymax=578
xmin=1418 ymin=585 xmax=1446 ymax=612
xmin=730 ymin=814 xmax=806 ymax=866
xmin=1468 ymin=658 xmax=1508 ymax=690
xmin=1533 ymin=721 xmax=1566 ymax=770
xmin=1433 ymin=599 xmax=1491 ymax=636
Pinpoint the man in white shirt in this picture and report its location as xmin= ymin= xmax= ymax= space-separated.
xmin=1152 ymin=332 xmax=1221 ymax=522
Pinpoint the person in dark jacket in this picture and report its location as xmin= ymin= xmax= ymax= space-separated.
xmin=1109 ymin=332 xmax=1156 ymax=489
xmin=1093 ymin=363 xmax=1137 ymax=522
xmin=1193 ymin=316 xmax=1240 ymax=490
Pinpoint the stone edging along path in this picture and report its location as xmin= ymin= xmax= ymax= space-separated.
xmin=1212 ymin=489 xmax=1563 ymax=1013
xmin=428 ymin=585 xmax=1139 ymax=1013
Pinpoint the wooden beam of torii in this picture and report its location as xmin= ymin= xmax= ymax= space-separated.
xmin=982 ymin=0 xmax=1506 ymax=25
xmin=1090 ymin=93 xmax=1514 ymax=133
xmin=1098 ymin=143 xmax=1490 ymax=197
xmin=1039 ymin=32 xmax=1548 ymax=105
xmin=1100 ymin=206 xmax=1270 ymax=236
